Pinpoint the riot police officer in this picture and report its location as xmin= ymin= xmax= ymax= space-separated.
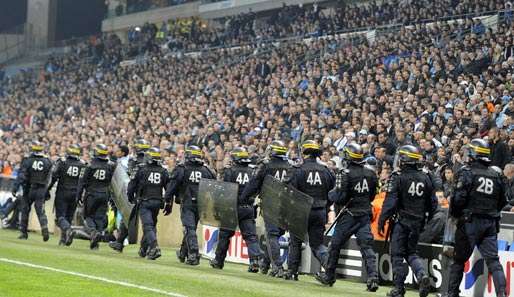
xmin=210 ymin=147 xmax=261 ymax=272
xmin=286 ymin=140 xmax=335 ymax=281
xmin=77 ymin=144 xmax=116 ymax=250
xmin=12 ymin=141 xmax=53 ymax=241
xmin=127 ymin=147 xmax=170 ymax=260
xmin=164 ymin=145 xmax=216 ymax=265
xmin=316 ymin=143 xmax=379 ymax=291
xmin=445 ymin=139 xmax=508 ymax=297
xmin=48 ymin=144 xmax=86 ymax=246
xmin=378 ymin=145 xmax=435 ymax=297
xmin=240 ymin=140 xmax=291 ymax=277
xmin=110 ymin=139 xmax=150 ymax=253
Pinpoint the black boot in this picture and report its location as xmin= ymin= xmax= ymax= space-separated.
xmin=210 ymin=258 xmax=224 ymax=269
xmin=176 ymin=249 xmax=186 ymax=263
xmin=186 ymin=254 xmax=200 ymax=266
xmin=269 ymin=266 xmax=285 ymax=278
xmin=366 ymin=278 xmax=379 ymax=292
xmin=18 ymin=232 xmax=28 ymax=240
xmin=284 ymin=270 xmax=299 ymax=281
xmin=138 ymin=246 xmax=147 ymax=258
xmin=42 ymin=227 xmax=49 ymax=242
xmin=109 ymin=242 xmax=124 ymax=253
xmin=386 ymin=287 xmax=405 ymax=297
xmin=90 ymin=231 xmax=100 ymax=250
xmin=260 ymin=262 xmax=270 ymax=275
xmin=315 ymin=272 xmax=335 ymax=287
xmin=418 ymin=274 xmax=431 ymax=297
xmin=147 ymin=247 xmax=161 ymax=260
xmin=65 ymin=229 xmax=75 ymax=246
xmin=58 ymin=232 xmax=66 ymax=246
xmin=248 ymin=258 xmax=259 ymax=273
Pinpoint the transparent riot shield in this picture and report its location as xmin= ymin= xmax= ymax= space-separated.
xmin=110 ymin=165 xmax=138 ymax=244
xmin=198 ymin=179 xmax=239 ymax=230
xmin=260 ymin=175 xmax=313 ymax=241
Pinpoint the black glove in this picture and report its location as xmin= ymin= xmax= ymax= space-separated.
xmin=11 ymin=191 xmax=17 ymax=198
xmin=128 ymin=196 xmax=135 ymax=204
xmin=45 ymin=191 xmax=51 ymax=201
xmin=163 ymin=203 xmax=172 ymax=216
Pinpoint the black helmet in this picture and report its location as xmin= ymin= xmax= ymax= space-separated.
xmin=269 ymin=140 xmax=287 ymax=157
xmin=146 ymin=147 xmax=162 ymax=163
xmin=30 ymin=140 xmax=45 ymax=156
xmin=66 ymin=144 xmax=82 ymax=160
xmin=398 ymin=145 xmax=423 ymax=165
xmin=302 ymin=140 xmax=321 ymax=157
xmin=185 ymin=145 xmax=203 ymax=163
xmin=231 ymin=147 xmax=251 ymax=164
xmin=343 ymin=142 xmax=364 ymax=163
xmin=134 ymin=139 xmax=150 ymax=155
xmin=468 ymin=138 xmax=491 ymax=163
xmin=364 ymin=156 xmax=377 ymax=172
xmin=94 ymin=144 xmax=109 ymax=160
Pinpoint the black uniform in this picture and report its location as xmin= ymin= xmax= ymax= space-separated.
xmin=324 ymin=162 xmax=378 ymax=283
xmin=77 ymin=158 xmax=116 ymax=238
xmin=127 ymin=162 xmax=170 ymax=253
xmin=214 ymin=163 xmax=261 ymax=266
xmin=164 ymin=160 xmax=216 ymax=262
xmin=13 ymin=155 xmax=53 ymax=235
xmin=379 ymin=166 xmax=435 ymax=293
xmin=240 ymin=156 xmax=292 ymax=271
xmin=447 ymin=162 xmax=508 ymax=296
xmin=288 ymin=157 xmax=335 ymax=275
xmin=48 ymin=157 xmax=87 ymax=242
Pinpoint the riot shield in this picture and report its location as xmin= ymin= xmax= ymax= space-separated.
xmin=198 ymin=179 xmax=239 ymax=230
xmin=260 ymin=175 xmax=313 ymax=241
xmin=110 ymin=165 xmax=134 ymax=225
xmin=110 ymin=165 xmax=138 ymax=244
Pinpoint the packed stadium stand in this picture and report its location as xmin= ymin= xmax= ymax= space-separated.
xmin=0 ymin=0 xmax=513 ymax=182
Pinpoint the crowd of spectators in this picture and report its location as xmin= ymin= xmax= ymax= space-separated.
xmin=0 ymin=1 xmax=513 ymax=229
xmin=146 ymin=0 xmax=513 ymax=51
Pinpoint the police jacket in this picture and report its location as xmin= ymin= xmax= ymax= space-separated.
xmin=330 ymin=162 xmax=378 ymax=215
xmin=13 ymin=154 xmax=53 ymax=191
xmin=164 ymin=160 xmax=216 ymax=206
xmin=77 ymin=158 xmax=116 ymax=197
xmin=451 ymin=161 xmax=507 ymax=218
xmin=240 ymin=156 xmax=291 ymax=203
xmin=49 ymin=157 xmax=87 ymax=193
xmin=379 ymin=166 xmax=435 ymax=222
xmin=289 ymin=157 xmax=336 ymax=209
xmin=127 ymin=162 xmax=170 ymax=202
xmin=224 ymin=163 xmax=254 ymax=204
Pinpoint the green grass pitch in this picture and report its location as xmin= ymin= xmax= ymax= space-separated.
xmin=0 ymin=229 xmax=425 ymax=297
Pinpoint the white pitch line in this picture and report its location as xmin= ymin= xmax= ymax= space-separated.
xmin=0 ymin=257 xmax=187 ymax=297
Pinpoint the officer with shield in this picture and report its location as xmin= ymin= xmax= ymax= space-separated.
xmin=315 ymin=142 xmax=379 ymax=291
xmin=210 ymin=147 xmax=261 ymax=272
xmin=127 ymin=147 xmax=169 ymax=260
xmin=77 ymin=144 xmax=116 ymax=250
xmin=110 ymin=138 xmax=150 ymax=253
xmin=12 ymin=141 xmax=53 ymax=241
xmin=286 ymin=140 xmax=335 ymax=281
xmin=445 ymin=139 xmax=508 ymax=297
xmin=164 ymin=145 xmax=216 ymax=265
xmin=378 ymin=145 xmax=434 ymax=297
xmin=47 ymin=144 xmax=86 ymax=246
xmin=240 ymin=140 xmax=291 ymax=277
